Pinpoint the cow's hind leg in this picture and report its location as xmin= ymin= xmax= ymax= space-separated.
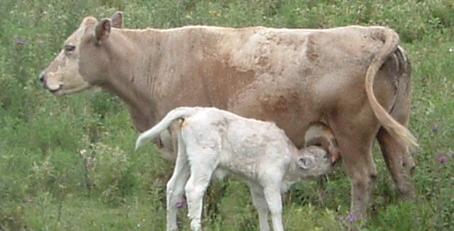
xmin=376 ymin=103 xmax=416 ymax=199
xmin=330 ymin=117 xmax=378 ymax=220
xmin=377 ymin=64 xmax=416 ymax=199
xmin=377 ymin=129 xmax=415 ymax=199
xmin=377 ymin=47 xmax=416 ymax=199
xmin=343 ymin=141 xmax=377 ymax=220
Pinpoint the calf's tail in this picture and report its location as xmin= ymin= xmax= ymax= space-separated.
xmin=135 ymin=107 xmax=201 ymax=150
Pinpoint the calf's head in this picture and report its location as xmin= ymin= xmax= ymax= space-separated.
xmin=295 ymin=146 xmax=332 ymax=178
xmin=39 ymin=12 xmax=123 ymax=95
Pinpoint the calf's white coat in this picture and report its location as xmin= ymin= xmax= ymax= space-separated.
xmin=136 ymin=107 xmax=332 ymax=231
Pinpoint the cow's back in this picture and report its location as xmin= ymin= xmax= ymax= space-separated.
xmin=149 ymin=26 xmax=399 ymax=147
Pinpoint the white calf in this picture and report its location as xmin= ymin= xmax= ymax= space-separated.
xmin=135 ymin=107 xmax=332 ymax=231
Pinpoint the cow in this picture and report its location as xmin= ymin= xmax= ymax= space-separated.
xmin=39 ymin=11 xmax=417 ymax=220
xmin=135 ymin=107 xmax=334 ymax=231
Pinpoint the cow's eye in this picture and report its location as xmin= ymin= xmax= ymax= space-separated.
xmin=64 ymin=44 xmax=76 ymax=52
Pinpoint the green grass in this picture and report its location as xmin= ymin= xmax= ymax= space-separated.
xmin=1 ymin=0 xmax=453 ymax=230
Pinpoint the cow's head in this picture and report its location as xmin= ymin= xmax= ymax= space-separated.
xmin=39 ymin=12 xmax=123 ymax=95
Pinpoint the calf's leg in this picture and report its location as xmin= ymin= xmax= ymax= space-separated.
xmin=263 ymin=186 xmax=284 ymax=231
xmin=249 ymin=184 xmax=270 ymax=231
xmin=166 ymin=135 xmax=190 ymax=231
xmin=184 ymin=149 xmax=217 ymax=231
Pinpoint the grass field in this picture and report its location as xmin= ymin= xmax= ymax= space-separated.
xmin=0 ymin=0 xmax=453 ymax=230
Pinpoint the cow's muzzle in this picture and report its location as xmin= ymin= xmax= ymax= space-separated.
xmin=39 ymin=71 xmax=61 ymax=93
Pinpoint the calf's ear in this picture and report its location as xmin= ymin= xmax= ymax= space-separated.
xmin=95 ymin=18 xmax=111 ymax=43
xmin=111 ymin=11 xmax=123 ymax=28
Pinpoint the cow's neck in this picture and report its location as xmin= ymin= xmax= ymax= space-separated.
xmin=101 ymin=80 xmax=155 ymax=132
xmin=100 ymin=29 xmax=162 ymax=132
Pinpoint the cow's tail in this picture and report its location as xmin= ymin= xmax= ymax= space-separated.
xmin=135 ymin=107 xmax=201 ymax=150
xmin=365 ymin=27 xmax=418 ymax=149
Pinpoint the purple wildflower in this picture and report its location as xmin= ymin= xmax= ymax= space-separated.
xmin=436 ymin=154 xmax=449 ymax=165
xmin=346 ymin=213 xmax=358 ymax=223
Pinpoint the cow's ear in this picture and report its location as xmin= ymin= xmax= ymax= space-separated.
xmin=111 ymin=11 xmax=123 ymax=28
xmin=95 ymin=18 xmax=111 ymax=42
